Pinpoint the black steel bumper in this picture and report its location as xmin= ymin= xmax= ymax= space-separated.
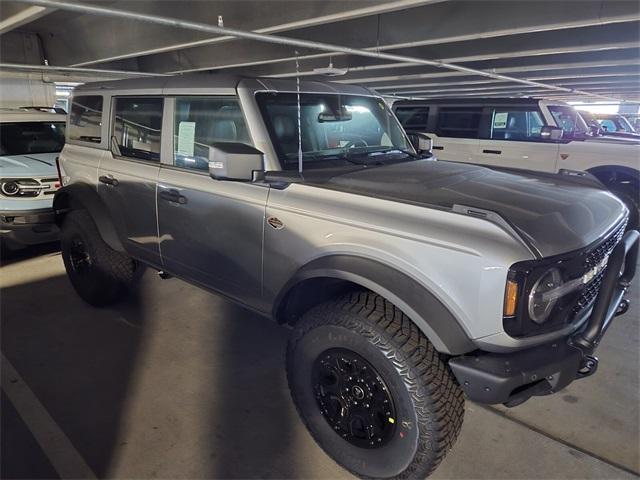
xmin=449 ymin=229 xmax=639 ymax=406
xmin=0 ymin=208 xmax=59 ymax=247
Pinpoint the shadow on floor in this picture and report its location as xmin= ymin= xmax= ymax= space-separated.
xmin=1 ymin=264 xmax=305 ymax=478
xmin=0 ymin=241 xmax=60 ymax=267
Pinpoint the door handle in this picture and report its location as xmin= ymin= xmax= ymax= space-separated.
xmin=159 ymin=189 xmax=187 ymax=204
xmin=432 ymin=146 xmax=444 ymax=150
xmin=482 ymin=149 xmax=502 ymax=154
xmin=99 ymin=175 xmax=119 ymax=186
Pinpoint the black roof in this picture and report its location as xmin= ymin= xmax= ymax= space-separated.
xmin=76 ymin=72 xmax=373 ymax=96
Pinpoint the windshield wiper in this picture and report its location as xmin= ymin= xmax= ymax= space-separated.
xmin=287 ymin=147 xmax=418 ymax=167
xmin=346 ymin=147 xmax=421 ymax=164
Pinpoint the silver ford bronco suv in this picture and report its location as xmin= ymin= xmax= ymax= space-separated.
xmin=54 ymin=75 xmax=638 ymax=479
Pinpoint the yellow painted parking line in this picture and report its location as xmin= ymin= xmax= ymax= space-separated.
xmin=1 ymin=352 xmax=97 ymax=479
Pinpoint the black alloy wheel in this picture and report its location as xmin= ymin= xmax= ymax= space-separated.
xmin=312 ymin=348 xmax=396 ymax=449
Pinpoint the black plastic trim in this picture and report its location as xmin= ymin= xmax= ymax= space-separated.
xmin=274 ymin=254 xmax=476 ymax=355
xmin=53 ymin=183 xmax=125 ymax=252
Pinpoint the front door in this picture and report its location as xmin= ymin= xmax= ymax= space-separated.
xmin=156 ymin=96 xmax=269 ymax=309
xmin=475 ymin=107 xmax=559 ymax=173
xmin=98 ymin=96 xmax=164 ymax=267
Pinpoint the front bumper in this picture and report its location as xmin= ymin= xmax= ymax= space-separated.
xmin=449 ymin=229 xmax=639 ymax=406
xmin=0 ymin=208 xmax=59 ymax=247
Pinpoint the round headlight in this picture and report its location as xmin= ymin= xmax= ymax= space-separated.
xmin=528 ymin=267 xmax=563 ymax=324
xmin=1 ymin=181 xmax=19 ymax=196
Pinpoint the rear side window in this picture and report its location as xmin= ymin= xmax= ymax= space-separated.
xmin=113 ymin=97 xmax=163 ymax=162
xmin=69 ymin=95 xmax=103 ymax=143
xmin=436 ymin=107 xmax=482 ymax=138
xmin=395 ymin=106 xmax=429 ymax=131
xmin=489 ymin=108 xmax=545 ymax=141
xmin=173 ymin=96 xmax=250 ymax=171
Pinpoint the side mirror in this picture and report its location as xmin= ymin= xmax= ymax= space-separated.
xmin=406 ymin=131 xmax=432 ymax=154
xmin=209 ymin=142 xmax=264 ymax=181
xmin=540 ymin=126 xmax=564 ymax=141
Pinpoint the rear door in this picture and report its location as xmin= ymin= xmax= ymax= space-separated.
xmin=156 ymin=96 xmax=268 ymax=308
xmin=428 ymin=106 xmax=482 ymax=163
xmin=97 ymin=96 xmax=163 ymax=267
xmin=475 ymin=106 xmax=560 ymax=172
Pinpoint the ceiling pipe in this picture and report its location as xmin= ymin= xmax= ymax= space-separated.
xmin=0 ymin=63 xmax=170 ymax=78
xmin=70 ymin=0 xmax=447 ymax=67
xmin=13 ymin=0 xmax=627 ymax=103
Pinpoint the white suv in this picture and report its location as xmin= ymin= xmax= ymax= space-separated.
xmin=393 ymin=98 xmax=639 ymax=229
xmin=0 ymin=107 xmax=66 ymax=250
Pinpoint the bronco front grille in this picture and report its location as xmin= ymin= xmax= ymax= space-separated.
xmin=40 ymin=177 xmax=59 ymax=195
xmin=505 ymin=219 xmax=628 ymax=338
xmin=573 ymin=220 xmax=627 ymax=315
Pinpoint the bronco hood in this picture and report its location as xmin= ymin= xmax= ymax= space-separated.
xmin=0 ymin=153 xmax=58 ymax=177
xmin=306 ymin=160 xmax=626 ymax=258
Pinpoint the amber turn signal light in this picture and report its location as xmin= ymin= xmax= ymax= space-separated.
xmin=504 ymin=279 xmax=519 ymax=317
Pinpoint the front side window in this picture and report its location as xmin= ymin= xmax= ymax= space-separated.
xmin=395 ymin=106 xmax=430 ymax=131
xmin=548 ymin=105 xmax=588 ymax=137
xmin=113 ymin=97 xmax=163 ymax=162
xmin=435 ymin=107 xmax=483 ymax=139
xmin=488 ymin=108 xmax=545 ymax=141
xmin=173 ymin=96 xmax=250 ymax=171
xmin=0 ymin=122 xmax=66 ymax=155
xmin=69 ymin=95 xmax=103 ymax=143
xmin=257 ymin=92 xmax=412 ymax=170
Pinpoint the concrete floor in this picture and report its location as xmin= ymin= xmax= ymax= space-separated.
xmin=1 ymin=244 xmax=639 ymax=479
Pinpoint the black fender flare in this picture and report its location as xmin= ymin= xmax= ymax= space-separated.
xmin=275 ymin=255 xmax=476 ymax=355
xmin=53 ymin=183 xmax=125 ymax=252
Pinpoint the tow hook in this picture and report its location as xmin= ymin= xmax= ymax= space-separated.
xmin=615 ymin=299 xmax=630 ymax=316
xmin=576 ymin=355 xmax=599 ymax=379
xmin=158 ymin=270 xmax=172 ymax=280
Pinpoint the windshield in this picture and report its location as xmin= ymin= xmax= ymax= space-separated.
xmin=257 ymin=92 xmax=413 ymax=170
xmin=548 ymin=105 xmax=589 ymax=137
xmin=0 ymin=121 xmax=66 ymax=155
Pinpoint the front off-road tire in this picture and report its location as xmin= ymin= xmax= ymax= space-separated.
xmin=287 ymin=291 xmax=464 ymax=479
xmin=60 ymin=209 xmax=142 ymax=307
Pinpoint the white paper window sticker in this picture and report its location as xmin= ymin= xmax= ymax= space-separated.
xmin=493 ymin=112 xmax=508 ymax=129
xmin=177 ymin=121 xmax=196 ymax=156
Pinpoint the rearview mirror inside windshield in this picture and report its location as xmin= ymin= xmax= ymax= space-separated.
xmin=318 ymin=107 xmax=352 ymax=123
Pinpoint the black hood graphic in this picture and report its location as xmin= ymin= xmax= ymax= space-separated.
xmin=305 ymin=160 xmax=626 ymax=258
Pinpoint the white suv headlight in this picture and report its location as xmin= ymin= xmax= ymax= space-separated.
xmin=0 ymin=178 xmax=44 ymax=197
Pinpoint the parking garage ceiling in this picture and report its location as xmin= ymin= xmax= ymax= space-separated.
xmin=1 ymin=0 xmax=639 ymax=102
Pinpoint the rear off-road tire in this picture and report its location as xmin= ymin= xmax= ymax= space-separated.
xmin=286 ymin=291 xmax=465 ymax=479
xmin=60 ymin=209 xmax=142 ymax=306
